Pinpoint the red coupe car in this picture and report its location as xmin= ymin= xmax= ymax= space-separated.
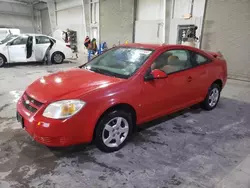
xmin=17 ymin=43 xmax=227 ymax=152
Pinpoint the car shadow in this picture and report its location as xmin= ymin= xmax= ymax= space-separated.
xmin=48 ymin=104 xmax=203 ymax=156
xmin=136 ymin=104 xmax=202 ymax=132
xmin=3 ymin=60 xmax=75 ymax=68
xmin=48 ymin=97 xmax=248 ymax=157
xmin=4 ymin=61 xmax=43 ymax=68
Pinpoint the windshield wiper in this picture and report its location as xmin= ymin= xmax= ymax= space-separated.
xmin=87 ymin=66 xmax=127 ymax=79
xmin=89 ymin=67 xmax=116 ymax=77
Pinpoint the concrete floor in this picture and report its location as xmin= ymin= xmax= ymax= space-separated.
xmin=0 ymin=61 xmax=250 ymax=188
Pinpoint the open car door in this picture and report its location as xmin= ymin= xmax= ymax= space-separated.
xmin=34 ymin=36 xmax=52 ymax=62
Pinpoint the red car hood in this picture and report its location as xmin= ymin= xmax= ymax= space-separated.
xmin=26 ymin=68 xmax=123 ymax=103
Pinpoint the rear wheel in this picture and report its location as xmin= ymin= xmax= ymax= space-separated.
xmin=201 ymin=83 xmax=221 ymax=110
xmin=51 ymin=52 xmax=64 ymax=64
xmin=0 ymin=54 xmax=6 ymax=67
xmin=95 ymin=110 xmax=133 ymax=152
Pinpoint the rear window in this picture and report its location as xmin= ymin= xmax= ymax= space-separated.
xmin=36 ymin=36 xmax=51 ymax=44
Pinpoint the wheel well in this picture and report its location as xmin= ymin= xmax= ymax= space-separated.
xmin=93 ymin=103 xmax=137 ymax=139
xmin=213 ymin=79 xmax=223 ymax=90
xmin=0 ymin=53 xmax=7 ymax=62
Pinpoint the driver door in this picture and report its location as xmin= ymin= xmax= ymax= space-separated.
xmin=139 ymin=49 xmax=195 ymax=122
xmin=8 ymin=36 xmax=28 ymax=63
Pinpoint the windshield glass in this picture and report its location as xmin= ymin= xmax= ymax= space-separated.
xmin=83 ymin=47 xmax=153 ymax=79
xmin=0 ymin=35 xmax=18 ymax=44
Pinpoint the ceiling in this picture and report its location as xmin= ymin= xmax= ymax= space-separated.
xmin=10 ymin=0 xmax=47 ymax=4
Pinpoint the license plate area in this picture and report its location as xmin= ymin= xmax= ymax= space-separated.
xmin=17 ymin=112 xmax=24 ymax=128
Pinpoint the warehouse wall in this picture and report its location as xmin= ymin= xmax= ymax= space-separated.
xmin=55 ymin=0 xmax=87 ymax=53
xmin=202 ymin=0 xmax=250 ymax=81
xmin=168 ymin=0 xmax=206 ymax=47
xmin=135 ymin=0 xmax=165 ymax=44
xmin=99 ymin=0 xmax=135 ymax=46
xmin=0 ymin=1 xmax=34 ymax=33
xmin=164 ymin=0 xmax=172 ymax=43
xmin=41 ymin=8 xmax=51 ymax=36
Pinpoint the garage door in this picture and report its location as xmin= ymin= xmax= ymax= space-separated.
xmin=202 ymin=0 xmax=250 ymax=81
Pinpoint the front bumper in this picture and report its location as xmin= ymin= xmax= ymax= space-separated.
xmin=16 ymin=96 xmax=94 ymax=147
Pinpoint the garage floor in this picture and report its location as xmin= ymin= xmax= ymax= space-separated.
xmin=1 ymin=61 xmax=250 ymax=188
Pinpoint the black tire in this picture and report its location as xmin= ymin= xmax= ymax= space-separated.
xmin=0 ymin=54 xmax=6 ymax=67
xmin=94 ymin=110 xmax=133 ymax=153
xmin=201 ymin=83 xmax=221 ymax=111
xmin=51 ymin=52 xmax=64 ymax=64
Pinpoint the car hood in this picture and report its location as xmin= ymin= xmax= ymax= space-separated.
xmin=26 ymin=68 xmax=124 ymax=103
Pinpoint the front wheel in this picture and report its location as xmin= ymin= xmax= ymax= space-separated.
xmin=94 ymin=111 xmax=133 ymax=152
xmin=0 ymin=54 xmax=6 ymax=67
xmin=51 ymin=52 xmax=64 ymax=64
xmin=201 ymin=83 xmax=221 ymax=110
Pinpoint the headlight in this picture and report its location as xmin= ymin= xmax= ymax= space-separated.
xmin=43 ymin=100 xmax=86 ymax=119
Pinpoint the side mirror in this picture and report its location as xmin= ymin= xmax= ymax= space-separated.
xmin=144 ymin=69 xmax=168 ymax=81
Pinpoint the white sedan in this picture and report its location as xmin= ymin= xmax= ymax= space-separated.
xmin=0 ymin=34 xmax=73 ymax=67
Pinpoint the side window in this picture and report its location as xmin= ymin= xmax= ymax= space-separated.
xmin=151 ymin=50 xmax=192 ymax=74
xmin=11 ymin=36 xmax=28 ymax=45
xmin=36 ymin=36 xmax=50 ymax=44
xmin=193 ymin=53 xmax=209 ymax=65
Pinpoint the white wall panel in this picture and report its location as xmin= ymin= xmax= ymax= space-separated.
xmin=173 ymin=0 xmax=192 ymax=19
xmin=56 ymin=6 xmax=85 ymax=53
xmin=56 ymin=0 xmax=82 ymax=11
xmin=135 ymin=0 xmax=165 ymax=44
xmin=41 ymin=9 xmax=51 ymax=36
xmin=0 ymin=1 xmax=32 ymax=16
xmin=136 ymin=0 xmax=164 ymax=21
xmin=0 ymin=1 xmax=34 ymax=32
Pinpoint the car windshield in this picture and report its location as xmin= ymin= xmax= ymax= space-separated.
xmin=0 ymin=35 xmax=18 ymax=44
xmin=82 ymin=47 xmax=153 ymax=79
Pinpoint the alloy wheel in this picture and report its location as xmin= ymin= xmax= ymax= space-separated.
xmin=102 ymin=117 xmax=129 ymax=148
xmin=208 ymin=87 xmax=219 ymax=107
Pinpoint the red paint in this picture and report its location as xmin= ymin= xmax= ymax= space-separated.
xmin=17 ymin=44 xmax=227 ymax=147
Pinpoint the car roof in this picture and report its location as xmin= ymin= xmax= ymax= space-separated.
xmin=119 ymin=43 xmax=189 ymax=50
xmin=17 ymin=33 xmax=56 ymax=40
xmin=24 ymin=33 xmax=51 ymax=37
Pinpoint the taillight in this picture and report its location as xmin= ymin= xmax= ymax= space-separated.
xmin=66 ymin=45 xmax=71 ymax=48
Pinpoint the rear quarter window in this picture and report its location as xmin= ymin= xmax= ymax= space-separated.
xmin=191 ymin=52 xmax=211 ymax=66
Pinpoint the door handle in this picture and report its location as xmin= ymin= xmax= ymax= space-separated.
xmin=187 ymin=76 xmax=192 ymax=82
